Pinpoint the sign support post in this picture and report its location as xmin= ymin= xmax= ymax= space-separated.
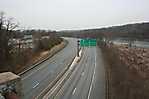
xmin=77 ymin=40 xmax=80 ymax=57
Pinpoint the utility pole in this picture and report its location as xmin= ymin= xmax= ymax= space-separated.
xmin=77 ymin=40 xmax=80 ymax=57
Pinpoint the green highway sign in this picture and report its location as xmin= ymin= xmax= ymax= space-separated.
xmin=80 ymin=39 xmax=97 ymax=47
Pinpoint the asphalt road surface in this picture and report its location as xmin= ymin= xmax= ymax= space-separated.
xmin=45 ymin=46 xmax=105 ymax=99
xmin=21 ymin=38 xmax=77 ymax=99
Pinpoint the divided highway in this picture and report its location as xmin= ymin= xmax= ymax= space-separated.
xmin=21 ymin=38 xmax=105 ymax=99
xmin=44 ymin=47 xmax=105 ymax=99
xmin=21 ymin=38 xmax=77 ymax=99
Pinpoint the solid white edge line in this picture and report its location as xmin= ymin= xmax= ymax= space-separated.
xmin=50 ymin=50 xmax=83 ymax=94
xmin=42 ymin=49 xmax=82 ymax=99
xmin=23 ymin=49 xmax=83 ymax=80
xmin=22 ymin=60 xmax=56 ymax=80
xmin=87 ymin=48 xmax=96 ymax=99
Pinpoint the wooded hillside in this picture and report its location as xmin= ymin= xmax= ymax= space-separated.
xmin=58 ymin=22 xmax=149 ymax=40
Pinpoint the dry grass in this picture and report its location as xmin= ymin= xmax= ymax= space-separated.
xmin=0 ymin=38 xmax=65 ymax=74
xmin=117 ymin=45 xmax=149 ymax=78
xmin=101 ymin=45 xmax=149 ymax=99
xmin=14 ymin=41 xmax=66 ymax=74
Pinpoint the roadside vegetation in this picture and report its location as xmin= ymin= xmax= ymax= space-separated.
xmin=99 ymin=41 xmax=149 ymax=99
xmin=0 ymin=11 xmax=63 ymax=74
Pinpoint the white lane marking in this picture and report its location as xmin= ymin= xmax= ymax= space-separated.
xmin=43 ymin=59 xmax=75 ymax=98
xmin=22 ymin=52 xmax=74 ymax=80
xmin=48 ymin=51 xmax=82 ymax=94
xmin=42 ymin=50 xmax=83 ymax=99
xmin=72 ymin=88 xmax=77 ymax=95
xmin=81 ymin=71 xmax=84 ymax=76
xmin=22 ymin=54 xmax=72 ymax=80
xmin=87 ymin=49 xmax=97 ymax=99
xmin=33 ymin=82 xmax=39 ymax=88
xmin=22 ymin=61 xmax=56 ymax=80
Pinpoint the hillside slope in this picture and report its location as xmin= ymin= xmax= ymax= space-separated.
xmin=59 ymin=22 xmax=149 ymax=40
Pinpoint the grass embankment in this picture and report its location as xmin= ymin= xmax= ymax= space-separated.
xmin=101 ymin=45 xmax=149 ymax=99
xmin=0 ymin=37 xmax=66 ymax=74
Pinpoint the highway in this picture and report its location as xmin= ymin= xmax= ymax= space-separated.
xmin=44 ymin=46 xmax=105 ymax=99
xmin=21 ymin=37 xmax=105 ymax=99
xmin=21 ymin=38 xmax=77 ymax=99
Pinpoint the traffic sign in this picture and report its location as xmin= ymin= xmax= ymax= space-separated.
xmin=80 ymin=39 xmax=96 ymax=47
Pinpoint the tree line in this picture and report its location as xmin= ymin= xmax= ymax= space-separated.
xmin=0 ymin=11 xmax=19 ymax=66
xmin=58 ymin=22 xmax=149 ymax=41
xmin=0 ymin=11 xmax=63 ymax=73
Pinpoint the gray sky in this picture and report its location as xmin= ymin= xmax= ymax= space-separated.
xmin=0 ymin=0 xmax=149 ymax=30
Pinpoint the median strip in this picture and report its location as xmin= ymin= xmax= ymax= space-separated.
xmin=41 ymin=49 xmax=83 ymax=99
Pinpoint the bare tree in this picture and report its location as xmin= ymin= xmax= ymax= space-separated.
xmin=5 ymin=17 xmax=19 ymax=31
xmin=33 ymin=32 xmax=42 ymax=52
xmin=0 ymin=11 xmax=19 ymax=66
xmin=0 ymin=12 xmax=6 ymax=65
xmin=0 ymin=11 xmax=5 ymax=30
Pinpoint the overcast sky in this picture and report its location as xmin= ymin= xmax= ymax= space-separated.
xmin=0 ymin=0 xmax=149 ymax=30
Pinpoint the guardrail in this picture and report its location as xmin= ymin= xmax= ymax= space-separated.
xmin=18 ymin=40 xmax=68 ymax=76
xmin=37 ymin=49 xmax=83 ymax=98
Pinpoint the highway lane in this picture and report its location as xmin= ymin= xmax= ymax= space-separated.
xmin=52 ymin=47 xmax=105 ymax=99
xmin=21 ymin=38 xmax=77 ymax=99
xmin=89 ymin=47 xmax=105 ymax=99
